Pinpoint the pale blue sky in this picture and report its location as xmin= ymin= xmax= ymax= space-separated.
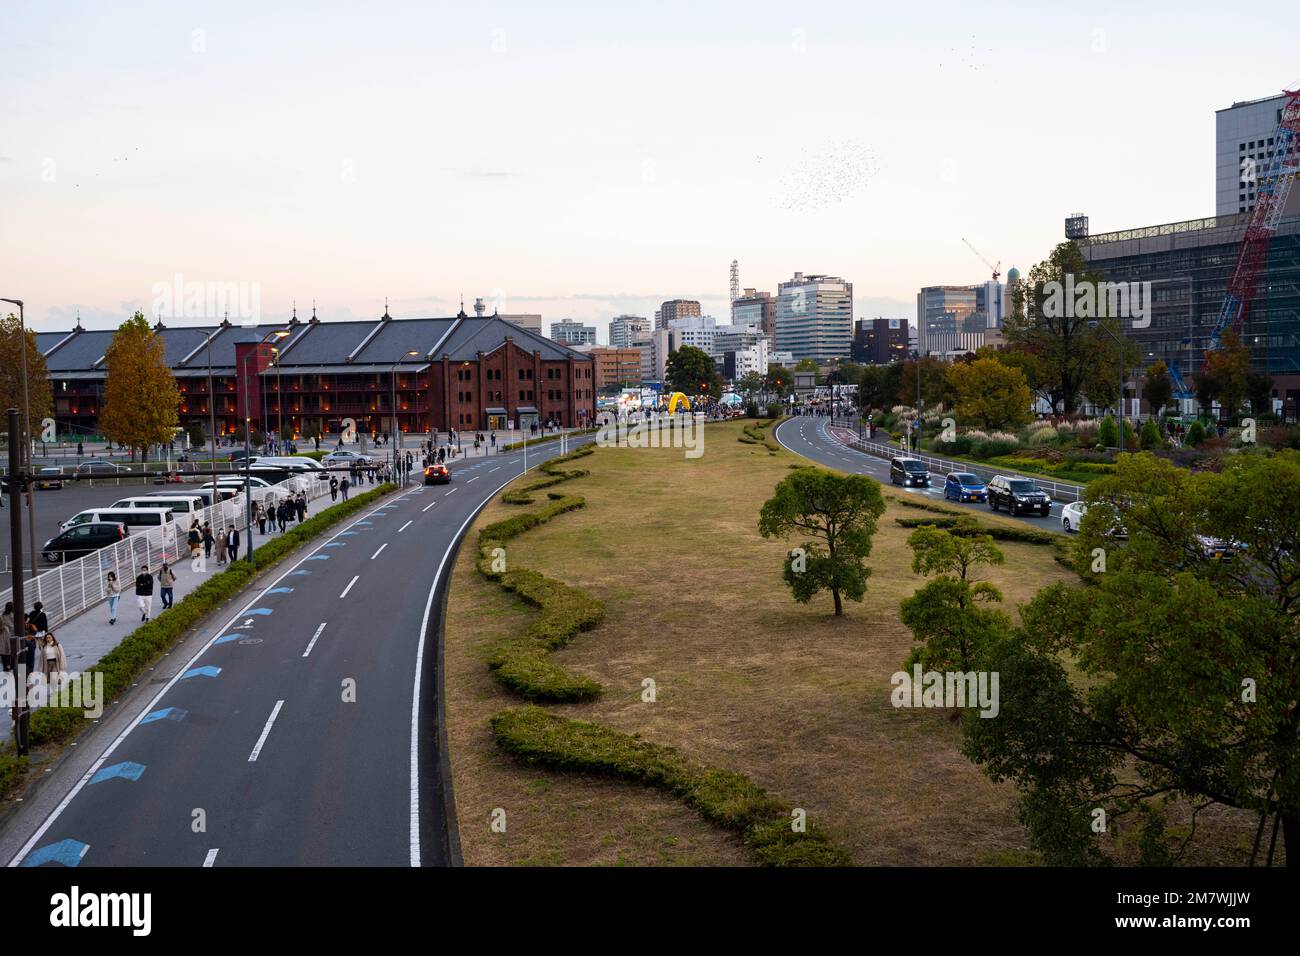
xmin=2 ymin=0 xmax=1295 ymax=341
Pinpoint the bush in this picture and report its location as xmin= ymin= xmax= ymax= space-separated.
xmin=1097 ymin=415 xmax=1119 ymax=448
xmin=765 ymin=402 xmax=783 ymax=420
xmin=1186 ymin=421 xmax=1207 ymax=446
xmin=1027 ymin=427 xmax=1059 ymax=446
xmin=744 ymin=401 xmax=759 ymax=417
xmin=491 ymin=706 xmax=851 ymax=866
xmin=969 ymin=438 xmax=1017 ymax=460
xmin=1139 ymin=418 xmax=1162 ymax=450
xmin=893 ymin=515 xmax=1059 ymax=545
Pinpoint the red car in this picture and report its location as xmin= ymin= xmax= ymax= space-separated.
xmin=423 ymin=464 xmax=450 ymax=485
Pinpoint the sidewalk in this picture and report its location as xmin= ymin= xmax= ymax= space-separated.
xmin=0 ymin=518 xmax=291 ymax=739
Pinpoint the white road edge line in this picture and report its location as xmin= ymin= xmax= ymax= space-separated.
xmin=302 ymin=623 xmax=326 ymax=658
xmin=248 ymin=700 xmax=285 ymax=762
xmin=7 ymin=490 xmax=380 ymax=868
xmin=370 ymin=543 xmax=388 ymax=560
xmin=409 ymin=466 xmax=544 ymax=867
xmin=339 ymin=575 xmax=360 ymax=598
xmin=203 ymin=848 xmax=219 ymax=867
xmin=398 ymin=520 xmax=413 ymax=533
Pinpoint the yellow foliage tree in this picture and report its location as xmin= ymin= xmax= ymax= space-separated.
xmin=0 ymin=313 xmax=54 ymax=442
xmin=100 ymin=312 xmax=180 ymax=459
xmin=947 ymin=357 xmax=1033 ymax=431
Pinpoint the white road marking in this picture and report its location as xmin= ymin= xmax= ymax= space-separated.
xmin=248 ymin=700 xmax=285 ymax=762
xmin=488 ymin=467 xmax=500 ymax=473
xmin=203 ymin=848 xmax=219 ymax=867
xmin=398 ymin=520 xmax=413 ymax=533
xmin=370 ymin=543 xmax=388 ymax=560
xmin=467 ymin=476 xmax=479 ymax=483
xmin=339 ymin=575 xmax=359 ymax=598
xmin=422 ymin=501 xmax=436 ymax=513
xmin=302 ymin=623 xmax=326 ymax=658
xmin=445 ymin=488 xmax=457 ymax=495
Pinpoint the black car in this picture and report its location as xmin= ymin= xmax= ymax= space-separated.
xmin=890 ymin=457 xmax=930 ymax=487
xmin=42 ymin=521 xmax=129 ymax=562
xmin=987 ymin=475 xmax=1052 ymax=516
xmin=423 ymin=463 xmax=451 ymax=485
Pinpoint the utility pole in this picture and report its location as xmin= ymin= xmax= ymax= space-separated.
xmin=7 ymin=408 xmax=30 ymax=757
xmin=2 ymin=299 xmax=38 ymax=582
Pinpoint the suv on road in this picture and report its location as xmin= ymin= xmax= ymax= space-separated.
xmin=987 ymin=475 xmax=1052 ymax=516
xmin=890 ymin=457 xmax=930 ymax=487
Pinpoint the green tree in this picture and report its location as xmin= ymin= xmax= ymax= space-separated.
xmin=1204 ymin=330 xmax=1251 ymax=421
xmin=900 ymin=524 xmax=1009 ymax=672
xmin=1141 ymin=360 xmax=1173 ymax=419
xmin=1246 ymin=371 xmax=1275 ymax=417
xmin=1097 ymin=415 xmax=1119 ymax=448
xmin=1192 ymin=369 xmax=1221 ymax=420
xmin=858 ymin=362 xmax=904 ymax=413
xmin=793 ymin=358 xmax=819 ymax=373
xmin=0 ymin=313 xmax=54 ymax=443
xmin=984 ymin=346 xmax=1052 ymax=410
xmin=1185 ymin=420 xmax=1206 ymax=446
xmin=899 ymin=354 xmax=955 ymax=410
xmin=100 ymin=312 xmax=181 ymax=460
xmin=764 ymin=366 xmax=791 ymax=400
xmin=665 ymin=345 xmax=722 ymax=400
xmin=758 ymin=469 xmax=885 ymax=616
xmin=736 ymin=371 xmax=764 ymax=406
xmin=1139 ymin=416 xmax=1162 ymax=450
xmin=965 ymin=451 xmax=1300 ymax=865
xmin=946 ymin=357 xmax=1033 ymax=431
xmin=1004 ymin=241 xmax=1117 ymax=414
xmin=185 ymin=421 xmax=207 ymax=451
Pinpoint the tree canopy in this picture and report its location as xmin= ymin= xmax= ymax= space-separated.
xmin=946 ymin=357 xmax=1033 ymax=431
xmin=0 ymin=313 xmax=54 ymax=442
xmin=100 ymin=312 xmax=181 ymax=458
xmin=664 ymin=345 xmax=722 ymax=400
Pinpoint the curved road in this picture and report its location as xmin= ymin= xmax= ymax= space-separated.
xmin=774 ymin=416 xmax=1062 ymax=533
xmin=3 ymin=439 xmax=581 ymax=867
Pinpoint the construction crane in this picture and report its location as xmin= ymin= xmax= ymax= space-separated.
xmin=961 ymin=238 xmax=1001 ymax=282
xmin=1168 ymin=87 xmax=1300 ymax=400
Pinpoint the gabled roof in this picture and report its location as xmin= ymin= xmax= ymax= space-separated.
xmin=434 ymin=316 xmax=588 ymax=362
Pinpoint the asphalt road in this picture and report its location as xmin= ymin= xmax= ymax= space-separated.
xmin=773 ymin=416 xmax=1063 ymax=533
xmin=3 ymin=439 xmax=581 ymax=867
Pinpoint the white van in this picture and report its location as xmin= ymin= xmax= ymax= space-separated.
xmin=61 ymin=506 xmax=175 ymax=532
xmin=253 ymin=456 xmax=324 ymax=471
xmin=110 ymin=494 xmax=205 ymax=516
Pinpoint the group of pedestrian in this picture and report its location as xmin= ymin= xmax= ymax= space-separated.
xmin=1 ymin=599 xmax=68 ymax=686
xmin=185 ymin=519 xmax=241 ymax=563
xmin=328 ymin=474 xmax=352 ymax=502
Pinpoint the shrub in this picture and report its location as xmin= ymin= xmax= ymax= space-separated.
xmin=1027 ymin=427 xmax=1059 ymax=446
xmin=1186 ymin=421 xmax=1206 ymax=446
xmin=491 ymin=706 xmax=851 ymax=866
xmin=765 ymin=402 xmax=783 ymax=420
xmin=969 ymin=438 xmax=1017 ymax=460
xmin=1097 ymin=415 xmax=1119 ymax=447
xmin=1139 ymin=417 xmax=1162 ymax=450
xmin=893 ymin=515 xmax=1059 ymax=545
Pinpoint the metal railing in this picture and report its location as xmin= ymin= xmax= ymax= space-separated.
xmin=842 ymin=434 xmax=1085 ymax=504
xmin=0 ymin=472 xmax=332 ymax=632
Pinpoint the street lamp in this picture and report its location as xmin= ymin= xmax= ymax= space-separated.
xmin=1089 ymin=320 xmax=1126 ymax=451
xmin=391 ymin=350 xmax=418 ymax=485
xmin=1 ymin=297 xmax=38 ymax=582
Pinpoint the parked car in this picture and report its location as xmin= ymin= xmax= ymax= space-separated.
xmin=1197 ymin=534 xmax=1246 ymax=560
xmin=322 ymin=449 xmax=374 ymax=467
xmin=75 ymin=459 xmax=128 ymax=476
xmin=889 ymin=457 xmax=930 ymax=487
xmin=35 ymin=467 xmax=65 ymax=489
xmin=110 ymin=494 xmax=206 ymax=516
xmin=423 ymin=463 xmax=451 ymax=485
xmin=943 ymin=472 xmax=987 ymax=503
xmin=987 ymin=475 xmax=1052 ymax=516
xmin=61 ymin=506 xmax=174 ymax=533
xmin=43 ymin=521 xmax=128 ymax=562
xmin=1061 ymin=499 xmax=1128 ymax=536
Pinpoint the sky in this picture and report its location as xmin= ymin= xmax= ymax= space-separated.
xmin=2 ymin=0 xmax=1296 ymax=343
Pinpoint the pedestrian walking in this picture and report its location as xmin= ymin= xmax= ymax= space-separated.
xmin=296 ymin=494 xmax=306 ymax=522
xmin=490 ymin=432 xmax=496 ymax=452
xmin=135 ymin=565 xmax=154 ymax=622
xmin=202 ymin=522 xmax=215 ymax=559
xmin=256 ymin=502 xmax=267 ymax=535
xmin=228 ymin=525 xmax=240 ymax=562
xmin=278 ymin=500 xmax=290 ymax=532
xmin=187 ymin=520 xmax=201 ymax=559
xmin=159 ymin=562 xmax=176 ymax=609
xmin=340 ymin=476 xmax=350 ymax=501
xmin=329 ymin=476 xmax=338 ymax=501
xmin=106 ymin=571 xmax=121 ymax=624
xmin=216 ymin=525 xmax=228 ymax=565
xmin=42 ymin=633 xmax=66 ymax=684
xmin=30 ymin=601 xmax=49 ymax=637
xmin=0 ymin=602 xmax=14 ymax=672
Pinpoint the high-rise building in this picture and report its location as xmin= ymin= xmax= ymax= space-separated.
xmin=1216 ymin=94 xmax=1300 ymax=218
xmin=654 ymin=299 xmax=701 ymax=331
xmin=501 ymin=314 xmax=543 ymax=334
xmin=666 ymin=314 xmax=717 ymax=355
xmin=915 ymin=282 xmax=1002 ymax=356
xmin=731 ymin=289 xmax=777 ymax=346
xmin=851 ymin=318 xmax=909 ymax=364
xmin=775 ymin=272 xmax=853 ymax=362
xmin=608 ymin=314 xmax=650 ymax=349
xmin=584 ymin=347 xmax=644 ymax=389
xmin=549 ymin=319 xmax=597 ymax=346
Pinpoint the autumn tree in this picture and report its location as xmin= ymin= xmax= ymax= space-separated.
xmin=0 ymin=313 xmax=54 ymax=443
xmin=1203 ymin=330 xmax=1252 ymax=422
xmin=100 ymin=312 xmax=181 ymax=460
xmin=1141 ymin=360 xmax=1173 ymax=419
xmin=946 ymin=357 xmax=1032 ymax=431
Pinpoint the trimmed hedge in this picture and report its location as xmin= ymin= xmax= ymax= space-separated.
xmin=739 ymin=419 xmax=781 ymax=454
xmin=491 ymin=706 xmax=851 ymax=866
xmin=477 ymin=453 xmax=605 ymax=702
xmin=0 ymin=483 xmax=398 ymax=792
xmin=501 ymin=427 xmax=600 ymax=453
xmin=893 ymin=515 xmax=1059 ymax=545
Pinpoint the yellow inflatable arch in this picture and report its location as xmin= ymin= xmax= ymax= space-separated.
xmin=666 ymin=391 xmax=692 ymax=414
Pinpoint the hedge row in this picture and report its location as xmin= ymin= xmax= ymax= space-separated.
xmin=491 ymin=706 xmax=850 ymax=866
xmin=892 ymin=515 xmax=1059 ymax=545
xmin=0 ymin=483 xmax=398 ymax=793
xmin=500 ymin=427 xmax=599 ymax=453
xmin=739 ymin=419 xmax=781 ymax=454
xmin=500 ymin=446 xmax=594 ymax=505
xmin=476 ymin=455 xmax=605 ymax=702
xmin=887 ymin=495 xmax=964 ymax=516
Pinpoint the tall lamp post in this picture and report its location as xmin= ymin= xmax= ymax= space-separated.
xmin=1 ymin=297 xmax=38 ymax=582
xmin=391 ymin=351 xmax=418 ymax=484
xmin=240 ymin=330 xmax=290 ymax=563
xmin=1089 ymin=320 xmax=1126 ymax=450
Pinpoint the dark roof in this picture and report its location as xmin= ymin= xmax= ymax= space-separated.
xmin=434 ymin=316 xmax=585 ymax=362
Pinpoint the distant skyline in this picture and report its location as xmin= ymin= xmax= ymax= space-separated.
xmin=3 ymin=0 xmax=1297 ymax=344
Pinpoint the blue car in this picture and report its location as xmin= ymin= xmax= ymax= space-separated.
xmin=944 ymin=472 xmax=988 ymax=503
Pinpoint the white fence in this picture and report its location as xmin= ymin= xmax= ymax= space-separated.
xmin=0 ymin=472 xmax=332 ymax=632
xmin=845 ymin=436 xmax=1085 ymax=504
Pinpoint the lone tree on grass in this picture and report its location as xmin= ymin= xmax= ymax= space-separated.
xmin=100 ymin=312 xmax=180 ymax=461
xmin=758 ymin=468 xmax=884 ymax=616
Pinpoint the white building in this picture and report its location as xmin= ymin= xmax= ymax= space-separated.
xmin=666 ymin=314 xmax=717 ymax=355
xmin=549 ymin=319 xmax=597 ymax=346
xmin=608 ymin=314 xmax=650 ymax=349
xmin=1216 ymin=93 xmax=1300 ymax=218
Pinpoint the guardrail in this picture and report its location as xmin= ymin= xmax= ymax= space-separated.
xmin=840 ymin=434 xmax=1085 ymax=504
xmin=0 ymin=472 xmax=332 ymax=632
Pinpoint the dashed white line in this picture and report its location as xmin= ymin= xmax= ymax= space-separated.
xmin=203 ymin=848 xmax=219 ymax=867
xmin=445 ymin=488 xmax=457 ymax=495
xmin=339 ymin=575 xmax=360 ymax=598
xmin=248 ymin=700 xmax=285 ymax=762
xmin=303 ymin=623 xmax=326 ymax=658
xmin=488 ymin=466 xmax=500 ymax=473
xmin=422 ymin=501 xmax=436 ymax=512
xmin=398 ymin=519 xmax=413 ymax=533
xmin=371 ymin=543 xmax=388 ymax=560
xmin=467 ymin=476 xmax=479 ymax=483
